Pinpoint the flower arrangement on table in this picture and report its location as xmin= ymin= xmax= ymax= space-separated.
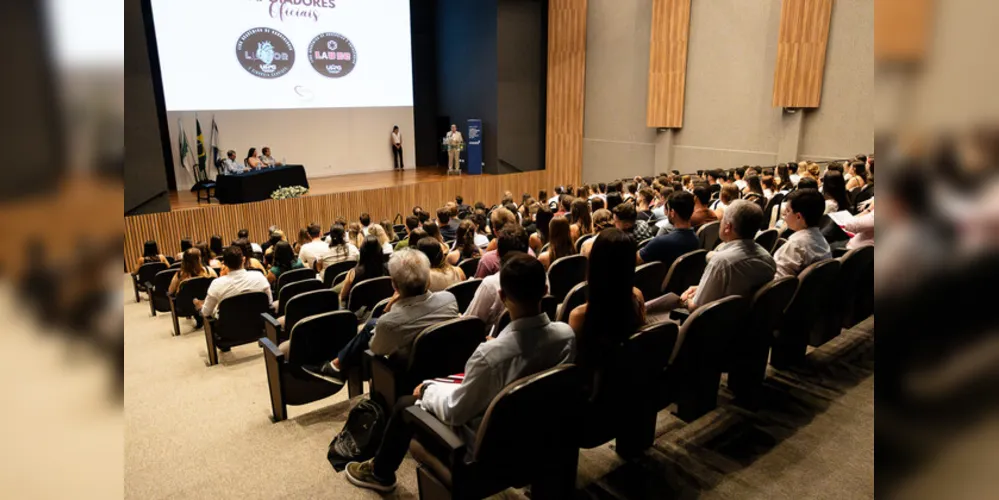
xmin=271 ymin=185 xmax=309 ymax=200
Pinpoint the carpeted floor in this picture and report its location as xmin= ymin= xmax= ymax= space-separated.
xmin=124 ymin=274 xmax=874 ymax=499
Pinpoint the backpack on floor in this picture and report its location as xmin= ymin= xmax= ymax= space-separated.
xmin=327 ymin=398 xmax=387 ymax=471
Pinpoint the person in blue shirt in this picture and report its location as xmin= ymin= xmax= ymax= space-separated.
xmin=636 ymin=190 xmax=700 ymax=266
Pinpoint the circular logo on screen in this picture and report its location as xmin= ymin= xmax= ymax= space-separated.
xmin=307 ymin=32 xmax=357 ymax=78
xmin=236 ymin=28 xmax=295 ymax=78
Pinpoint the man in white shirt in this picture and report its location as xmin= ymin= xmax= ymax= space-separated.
xmin=237 ymin=229 xmax=263 ymax=255
xmin=734 ymin=167 xmax=748 ymax=191
xmin=221 ymin=150 xmax=244 ymax=175
xmin=773 ymin=189 xmax=832 ymax=278
xmin=297 ymin=223 xmax=330 ymax=269
xmin=195 ymin=247 xmax=272 ymax=319
xmin=259 ymin=147 xmax=281 ymax=168
xmin=466 ymin=225 xmax=533 ymax=333
xmin=344 ymin=254 xmax=575 ymax=493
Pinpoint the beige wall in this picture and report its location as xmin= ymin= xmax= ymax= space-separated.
xmin=581 ymin=0 xmax=872 ymax=181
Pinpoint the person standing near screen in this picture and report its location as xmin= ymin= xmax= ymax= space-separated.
xmin=446 ymin=124 xmax=463 ymax=172
xmin=391 ymin=126 xmax=404 ymax=170
xmin=260 ymin=147 xmax=282 ymax=168
xmin=245 ymin=148 xmax=263 ymax=170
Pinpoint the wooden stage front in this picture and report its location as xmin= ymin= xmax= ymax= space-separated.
xmin=169 ymin=167 xmax=476 ymax=212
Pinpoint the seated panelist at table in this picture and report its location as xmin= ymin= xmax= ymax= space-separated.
xmin=221 ymin=150 xmax=244 ymax=175
xmin=260 ymin=146 xmax=283 ymax=168
xmin=244 ymin=147 xmax=263 ymax=170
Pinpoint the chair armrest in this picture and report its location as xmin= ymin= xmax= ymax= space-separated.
xmin=670 ymin=308 xmax=691 ymax=323
xmin=258 ymin=337 xmax=285 ymax=362
xmin=262 ymin=313 xmax=282 ymax=344
xmin=368 ymin=350 xmax=399 ymax=409
xmin=144 ymin=281 xmax=155 ymax=292
xmin=404 ymin=406 xmax=467 ymax=462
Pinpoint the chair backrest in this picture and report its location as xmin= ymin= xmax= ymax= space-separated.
xmin=170 ymin=262 xmax=182 ymax=269
xmin=547 ymin=254 xmax=588 ymax=302
xmin=214 ymin=292 xmax=271 ymax=344
xmin=407 ymin=317 xmax=487 ymax=381
xmin=276 ymin=268 xmax=317 ymax=298
xmin=152 ymin=269 xmax=178 ymax=296
xmin=540 ymin=242 xmax=550 ymax=254
xmin=762 ymin=193 xmax=785 ymax=230
xmin=277 ymin=279 xmax=325 ymax=316
xmin=634 ymin=261 xmax=667 ymax=301
xmin=542 ymin=295 xmax=558 ymax=322
xmin=458 ymin=257 xmax=480 ymax=279
xmin=333 ymin=270 xmax=350 ymax=288
xmin=137 ymin=262 xmax=168 ymax=284
xmin=283 ymin=289 xmax=340 ymax=334
xmin=473 ymin=365 xmax=583 ymax=464
xmin=347 ymin=276 xmax=395 ymax=313
xmin=784 ymin=259 xmax=841 ymax=329
xmin=445 ymin=279 xmax=482 ymax=314
xmin=322 ymin=260 xmax=357 ymax=288
xmin=836 ymin=245 xmax=874 ymax=326
xmin=772 ymin=237 xmax=787 ymax=255
xmin=747 ymin=276 xmax=798 ymax=343
xmin=174 ymin=277 xmax=215 ymax=317
xmin=670 ymin=295 xmax=748 ymax=366
xmin=556 ymin=282 xmax=588 ymax=323
xmin=853 ymin=183 xmax=874 ymax=207
xmin=575 ymin=234 xmax=595 ymax=253
xmin=754 ymin=229 xmax=779 ymax=254
xmin=637 ymin=237 xmax=654 ymax=250
xmin=697 ymin=221 xmax=721 ymax=250
xmin=661 ymin=249 xmax=707 ymax=296
xmin=286 ymin=311 xmax=358 ymax=366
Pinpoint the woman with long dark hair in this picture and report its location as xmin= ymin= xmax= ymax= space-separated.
xmin=422 ymin=222 xmax=450 ymax=255
xmin=418 ymin=237 xmax=466 ymax=291
xmin=538 ymin=217 xmax=576 ymax=270
xmin=245 ymin=147 xmax=262 ymax=169
xmin=339 ymin=235 xmax=389 ymax=303
xmin=529 ymin=205 xmax=554 ymax=255
xmin=318 ymin=224 xmax=359 ymax=279
xmin=846 ymin=161 xmax=868 ymax=190
xmin=137 ymin=240 xmax=169 ymax=268
xmin=195 ymin=241 xmax=218 ymax=269
xmin=822 ymin=171 xmax=851 ymax=214
xmin=209 ymin=235 xmax=224 ymax=260
xmin=568 ymin=229 xmax=646 ymax=371
xmin=447 ymin=220 xmax=482 ymax=265
xmin=569 ymin=198 xmax=593 ymax=242
xmin=168 ymin=248 xmax=216 ymax=296
xmin=266 ymin=241 xmax=305 ymax=286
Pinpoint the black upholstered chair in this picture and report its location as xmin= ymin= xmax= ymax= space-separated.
xmin=853 ymin=183 xmax=874 ymax=208
xmin=457 ymin=258 xmax=480 ymax=280
xmin=347 ymin=276 xmax=395 ymax=315
xmin=275 ymin=268 xmax=317 ymax=298
xmin=540 ymin=242 xmax=550 ymax=255
xmin=637 ymin=237 xmax=654 ymax=250
xmin=755 ymin=228 xmax=780 ymax=254
xmin=275 ymin=279 xmax=325 ymax=317
xmin=262 ymin=289 xmax=339 ymax=344
xmin=726 ymin=277 xmax=798 ymax=403
xmin=575 ymin=233 xmax=595 ymax=253
xmin=661 ymin=249 xmax=707 ymax=296
xmin=810 ymin=245 xmax=874 ymax=345
xmin=203 ymin=291 xmax=271 ymax=366
xmin=845 ymin=246 xmax=874 ymax=327
xmin=132 ymin=262 xmax=167 ymax=302
xmin=697 ymin=221 xmax=721 ymax=250
xmin=406 ymin=365 xmax=584 ymax=500
xmin=332 ymin=270 xmax=350 ymax=289
xmin=542 ymin=295 xmax=558 ymax=323
xmin=146 ymin=269 xmax=178 ymax=317
xmin=635 ymin=261 xmax=667 ymax=301
xmin=169 ymin=277 xmax=214 ymax=336
xmin=170 ymin=261 xmax=182 ymax=269
xmin=762 ymin=193 xmax=785 ymax=230
xmin=322 ymin=260 xmax=357 ymax=288
xmin=368 ymin=317 xmax=486 ymax=409
xmin=771 ymin=259 xmax=841 ymax=369
xmin=258 ymin=311 xmax=357 ymax=422
xmin=772 ymin=237 xmax=787 ymax=255
xmin=445 ymin=279 xmax=482 ymax=314
xmin=658 ymin=296 xmax=748 ymax=421
xmin=547 ymin=254 xmax=587 ymax=302
xmin=555 ymin=282 xmax=587 ymax=323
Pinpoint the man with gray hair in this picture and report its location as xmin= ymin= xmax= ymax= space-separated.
xmin=305 ymin=248 xmax=459 ymax=384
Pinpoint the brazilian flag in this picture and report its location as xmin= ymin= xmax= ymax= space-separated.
xmin=196 ymin=118 xmax=207 ymax=183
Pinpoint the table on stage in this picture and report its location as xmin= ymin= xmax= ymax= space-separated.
xmin=214 ymin=165 xmax=309 ymax=204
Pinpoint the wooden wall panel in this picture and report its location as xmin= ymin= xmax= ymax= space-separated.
xmin=772 ymin=0 xmax=834 ymax=108
xmin=646 ymin=0 xmax=692 ymax=128
xmin=875 ymin=0 xmax=932 ymax=62
xmin=546 ymin=0 xmax=587 ymax=188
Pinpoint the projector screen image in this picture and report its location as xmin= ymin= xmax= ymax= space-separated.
xmin=149 ymin=0 xmax=413 ymax=111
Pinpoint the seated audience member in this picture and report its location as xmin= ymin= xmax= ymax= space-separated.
xmin=360 ymin=213 xmax=372 ymax=236
xmin=195 ymin=241 xmax=219 ymax=269
xmin=175 ymin=238 xmax=193 ymax=263
xmin=591 ymin=196 xmax=606 ymax=212
xmin=137 ymin=240 xmax=169 ymax=268
xmin=259 ymin=146 xmax=282 ymax=167
xmin=417 ymin=237 xmax=466 ymax=291
xmin=606 ymin=192 xmax=624 ymax=212
xmin=295 ymin=224 xmax=329 ymax=270
xmin=261 ymin=229 xmax=284 ymax=256
xmin=209 ymin=235 xmax=225 ymax=261
xmin=344 ymin=254 xmax=574 ymax=493
xmin=846 ymin=161 xmax=868 ymax=190
xmin=455 ymin=195 xmax=470 ymax=213
xmin=472 ymin=213 xmax=490 ymax=247
xmin=635 ymin=188 xmax=658 ymax=222
xmin=238 ymin=229 xmax=263 ymax=255
xmin=338 ymin=236 xmax=391 ymax=303
xmin=569 ymin=198 xmax=593 ymax=242
xmin=437 ymin=208 xmax=457 ymax=241
xmin=773 ymin=189 xmax=832 ymax=278
xmin=446 ymin=203 xmax=461 ymax=231
xmin=822 ymin=171 xmax=851 ymax=215
xmin=466 ymin=225 xmax=532 ymax=332
xmin=317 ymin=225 xmax=360 ymax=280
xmin=368 ymin=224 xmax=395 ymax=255
xmin=393 ymin=215 xmax=422 ymax=251
xmin=580 ymin=209 xmax=615 ymax=257
xmin=476 ymin=207 xmax=533 ymax=278
xmin=220 ymin=150 xmax=243 ymax=174
xmin=221 ymin=239 xmax=267 ymax=275
xmin=569 ymin=229 xmax=646 ymax=368
xmin=637 ymin=191 xmax=700 ymax=266
xmin=538 ymin=216 xmax=576 ymax=270
xmin=528 ymin=206 xmax=553 ymax=256
xmin=843 ymin=200 xmax=874 ymax=249
xmin=306 ymin=249 xmax=459 ymax=380
xmin=690 ymin=186 xmax=719 ymax=229
xmin=422 ymin=222 xmax=451 ymax=256
xmin=195 ymin=246 xmax=272 ymax=319
xmin=762 ymin=175 xmax=777 ymax=200
xmin=293 ymin=228 xmax=310 ymax=255
xmin=447 ymin=220 xmax=482 ymax=265
xmin=788 ymin=162 xmax=801 ymax=186
xmin=380 ymin=220 xmax=399 ymax=244
xmin=712 ymin=184 xmax=741 ymax=219
xmin=662 ymin=200 xmax=775 ymax=315
xmin=168 ymin=249 xmax=218 ymax=325
xmin=266 ymin=241 xmax=306 ymax=286
xmin=613 ymin=202 xmax=658 ymax=241
xmin=347 ymin=222 xmax=364 ymax=249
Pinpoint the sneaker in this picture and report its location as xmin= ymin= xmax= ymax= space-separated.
xmin=302 ymin=362 xmax=344 ymax=386
xmin=345 ymin=460 xmax=396 ymax=493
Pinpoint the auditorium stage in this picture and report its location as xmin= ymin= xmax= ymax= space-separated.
xmin=168 ymin=167 xmax=481 ymax=212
